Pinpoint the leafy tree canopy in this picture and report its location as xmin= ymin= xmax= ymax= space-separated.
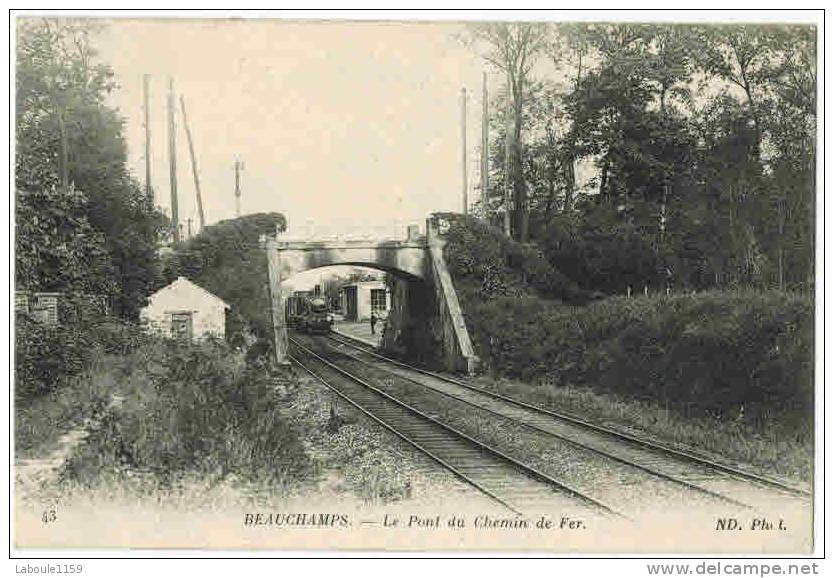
xmin=16 ymin=18 xmax=166 ymax=317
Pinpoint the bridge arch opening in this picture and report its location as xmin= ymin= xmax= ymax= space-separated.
xmin=262 ymin=216 xmax=477 ymax=373
xmin=280 ymin=263 xmax=439 ymax=364
xmin=281 ymin=263 xmax=423 ymax=287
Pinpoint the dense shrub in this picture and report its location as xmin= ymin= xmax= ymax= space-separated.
xmin=14 ymin=314 xmax=150 ymax=402
xmin=443 ymin=215 xmax=813 ymax=430
xmin=14 ymin=313 xmax=93 ymax=400
xmin=535 ymin=205 xmax=662 ymax=295
xmin=439 ymin=213 xmax=590 ymax=304
xmin=63 ymin=339 xmax=310 ymax=488
xmin=461 ymin=290 xmax=813 ymax=429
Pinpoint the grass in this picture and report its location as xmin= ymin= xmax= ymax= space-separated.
xmin=58 ymin=338 xmax=311 ymax=495
xmin=14 ymin=359 xmax=114 ymax=461
xmin=467 ymin=375 xmax=812 ymax=485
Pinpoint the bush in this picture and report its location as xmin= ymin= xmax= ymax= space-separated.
xmin=442 ymin=215 xmax=813 ymax=431
xmin=14 ymin=314 xmax=150 ymax=402
xmin=602 ymin=292 xmax=814 ymax=427
xmin=62 ymin=339 xmax=310 ymax=489
xmin=536 ymin=205 xmax=662 ymax=296
xmin=457 ymin=289 xmax=812 ymax=430
xmin=439 ymin=213 xmax=590 ymax=304
xmin=15 ymin=313 xmax=94 ymax=400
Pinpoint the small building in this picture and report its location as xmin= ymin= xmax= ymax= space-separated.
xmin=339 ymin=280 xmax=390 ymax=321
xmin=16 ymin=292 xmax=60 ymax=326
xmin=140 ymin=277 xmax=230 ymax=341
xmin=15 ymin=291 xmax=108 ymax=326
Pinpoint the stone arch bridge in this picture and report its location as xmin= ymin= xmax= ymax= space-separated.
xmin=272 ymin=237 xmax=428 ymax=281
xmin=260 ymin=215 xmax=477 ymax=374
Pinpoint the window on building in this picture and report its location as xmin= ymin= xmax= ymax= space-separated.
xmin=15 ymin=293 xmax=29 ymax=314
xmin=370 ymin=289 xmax=387 ymax=312
xmin=171 ymin=312 xmax=193 ymax=341
xmin=32 ymin=294 xmax=59 ymax=327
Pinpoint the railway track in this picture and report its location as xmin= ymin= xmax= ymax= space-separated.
xmin=289 ymin=336 xmax=623 ymax=519
xmin=322 ymin=331 xmax=811 ymax=514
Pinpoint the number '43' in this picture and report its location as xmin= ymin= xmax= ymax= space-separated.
xmin=42 ymin=508 xmax=57 ymax=524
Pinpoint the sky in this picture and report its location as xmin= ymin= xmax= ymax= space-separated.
xmin=95 ymin=19 xmax=494 ymax=239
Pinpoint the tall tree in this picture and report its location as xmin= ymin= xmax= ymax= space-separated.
xmin=16 ymin=18 xmax=165 ymax=317
xmin=505 ymin=23 xmax=815 ymax=294
xmin=544 ymin=23 xmax=592 ymax=214
xmin=464 ymin=22 xmax=546 ymax=242
xmin=699 ymin=25 xmax=786 ymax=162
xmin=698 ymin=24 xmax=816 ymax=289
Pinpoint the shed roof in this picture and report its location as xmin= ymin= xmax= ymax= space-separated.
xmin=150 ymin=276 xmax=230 ymax=309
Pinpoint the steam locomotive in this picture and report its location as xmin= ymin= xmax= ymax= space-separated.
xmin=288 ymin=295 xmax=333 ymax=334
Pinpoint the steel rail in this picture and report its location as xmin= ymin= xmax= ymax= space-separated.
xmin=290 ymin=336 xmax=625 ymax=518
xmin=312 ymin=337 xmax=754 ymax=510
xmin=326 ymin=331 xmax=811 ymax=499
xmin=289 ymin=352 xmax=521 ymax=515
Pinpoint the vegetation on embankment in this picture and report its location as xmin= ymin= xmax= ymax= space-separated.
xmin=16 ymin=21 xmax=165 ymax=320
xmin=49 ymin=337 xmax=311 ymax=495
xmin=17 ymin=312 xmax=448 ymax=504
xmin=440 ymin=212 xmax=592 ymax=306
xmin=19 ymin=328 xmax=460 ymax=506
xmin=443 ymin=215 xmax=814 ymax=478
xmin=14 ymin=315 xmax=152 ymax=458
xmin=14 ymin=314 xmax=309 ymax=490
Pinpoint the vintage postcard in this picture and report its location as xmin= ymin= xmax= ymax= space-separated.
xmin=11 ymin=12 xmax=819 ymax=555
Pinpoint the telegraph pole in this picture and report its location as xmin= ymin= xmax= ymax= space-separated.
xmin=57 ymin=111 xmax=69 ymax=193
xmin=481 ymin=71 xmax=489 ymax=215
xmin=167 ymin=78 xmax=180 ymax=245
xmin=143 ymin=74 xmax=152 ymax=201
xmin=461 ymin=87 xmax=468 ymax=215
xmin=234 ymin=158 xmax=244 ymax=217
xmin=502 ymin=74 xmax=512 ymax=238
xmin=180 ymin=95 xmax=205 ymax=230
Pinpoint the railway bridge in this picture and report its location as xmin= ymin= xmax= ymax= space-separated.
xmin=261 ymin=214 xmax=478 ymax=374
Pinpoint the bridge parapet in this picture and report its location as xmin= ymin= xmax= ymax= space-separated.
xmin=275 ymin=239 xmax=426 ymax=250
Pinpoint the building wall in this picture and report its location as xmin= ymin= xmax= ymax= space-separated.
xmin=342 ymin=281 xmax=389 ymax=321
xmin=15 ymin=291 xmax=108 ymax=327
xmin=356 ymin=285 xmax=373 ymax=321
xmin=140 ymin=279 xmax=228 ymax=340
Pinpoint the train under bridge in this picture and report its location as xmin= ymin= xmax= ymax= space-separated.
xmin=261 ymin=214 xmax=478 ymax=374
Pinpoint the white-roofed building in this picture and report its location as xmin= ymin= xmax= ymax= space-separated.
xmin=140 ymin=276 xmax=230 ymax=341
